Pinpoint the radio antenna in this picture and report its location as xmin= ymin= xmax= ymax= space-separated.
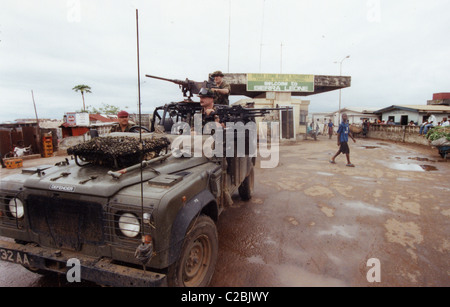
xmin=134 ymin=9 xmax=153 ymax=271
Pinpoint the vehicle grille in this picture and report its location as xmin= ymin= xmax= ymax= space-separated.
xmin=0 ymin=194 xmax=24 ymax=229
xmin=26 ymin=195 xmax=104 ymax=251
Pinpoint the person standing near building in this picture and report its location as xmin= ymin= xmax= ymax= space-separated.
xmin=330 ymin=113 xmax=356 ymax=167
xmin=362 ymin=119 xmax=370 ymax=137
xmin=327 ymin=119 xmax=334 ymax=139
xmin=210 ymin=70 xmax=231 ymax=106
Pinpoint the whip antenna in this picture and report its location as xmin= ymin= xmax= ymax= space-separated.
xmin=134 ymin=9 xmax=153 ymax=270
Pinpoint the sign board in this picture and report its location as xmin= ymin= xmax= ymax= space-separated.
xmin=64 ymin=112 xmax=90 ymax=126
xmin=247 ymin=73 xmax=314 ymax=92
xmin=65 ymin=112 xmax=77 ymax=125
xmin=76 ymin=113 xmax=90 ymax=126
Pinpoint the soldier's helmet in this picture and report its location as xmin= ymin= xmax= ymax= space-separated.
xmin=198 ymin=87 xmax=215 ymax=98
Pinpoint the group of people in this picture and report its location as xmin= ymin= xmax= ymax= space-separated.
xmin=419 ymin=115 xmax=449 ymax=135
xmin=110 ymin=70 xmax=231 ymax=132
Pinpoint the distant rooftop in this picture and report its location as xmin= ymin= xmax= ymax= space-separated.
xmin=375 ymin=105 xmax=450 ymax=114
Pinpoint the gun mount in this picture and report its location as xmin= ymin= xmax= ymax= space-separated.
xmin=150 ymin=101 xmax=292 ymax=134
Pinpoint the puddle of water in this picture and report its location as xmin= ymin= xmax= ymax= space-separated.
xmin=361 ymin=146 xmax=380 ymax=149
xmin=317 ymin=171 xmax=334 ymax=176
xmin=273 ymin=264 xmax=347 ymax=287
xmin=317 ymin=225 xmax=355 ymax=239
xmin=409 ymin=157 xmax=435 ymax=162
xmin=388 ymin=163 xmax=425 ymax=172
xmin=342 ymin=201 xmax=386 ymax=214
xmin=386 ymin=162 xmax=438 ymax=172
xmin=247 ymin=255 xmax=265 ymax=265
xmin=397 ymin=177 xmax=412 ymax=182
xmin=420 ymin=165 xmax=438 ymax=171
xmin=352 ymin=176 xmax=376 ymax=182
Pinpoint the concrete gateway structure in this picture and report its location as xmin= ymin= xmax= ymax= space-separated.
xmin=222 ymin=73 xmax=351 ymax=139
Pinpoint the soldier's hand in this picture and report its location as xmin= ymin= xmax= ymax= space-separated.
xmin=204 ymin=108 xmax=215 ymax=115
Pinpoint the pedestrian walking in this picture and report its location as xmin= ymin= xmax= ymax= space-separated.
xmin=330 ymin=113 xmax=356 ymax=167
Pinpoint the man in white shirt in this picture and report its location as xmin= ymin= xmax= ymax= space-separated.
xmin=420 ymin=114 xmax=437 ymax=135
xmin=441 ymin=117 xmax=449 ymax=127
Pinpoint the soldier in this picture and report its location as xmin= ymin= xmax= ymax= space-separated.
xmin=210 ymin=70 xmax=231 ymax=106
xmin=111 ymin=110 xmax=134 ymax=132
xmin=198 ymin=88 xmax=220 ymax=126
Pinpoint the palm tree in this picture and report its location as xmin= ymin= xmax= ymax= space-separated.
xmin=72 ymin=85 xmax=92 ymax=112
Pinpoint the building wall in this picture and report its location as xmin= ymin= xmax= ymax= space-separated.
xmin=233 ymin=95 xmax=309 ymax=139
xmin=368 ymin=125 xmax=429 ymax=146
xmin=380 ymin=110 xmax=420 ymax=125
xmin=330 ymin=111 xmax=378 ymax=127
xmin=380 ymin=110 xmax=450 ymax=125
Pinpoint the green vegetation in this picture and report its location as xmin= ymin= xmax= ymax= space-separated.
xmin=72 ymin=84 xmax=92 ymax=111
xmin=426 ymin=126 xmax=450 ymax=141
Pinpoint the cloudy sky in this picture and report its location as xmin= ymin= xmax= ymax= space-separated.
xmin=1 ymin=0 xmax=449 ymax=122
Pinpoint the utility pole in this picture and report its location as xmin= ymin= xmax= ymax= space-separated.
xmin=280 ymin=42 xmax=283 ymax=73
xmin=334 ymin=55 xmax=350 ymax=124
xmin=31 ymin=90 xmax=42 ymax=156
xmin=259 ymin=0 xmax=266 ymax=72
xmin=227 ymin=0 xmax=231 ymax=73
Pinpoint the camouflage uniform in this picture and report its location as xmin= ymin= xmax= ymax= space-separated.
xmin=202 ymin=106 xmax=219 ymax=126
xmin=211 ymin=70 xmax=231 ymax=106
xmin=110 ymin=123 xmax=134 ymax=132
xmin=214 ymin=81 xmax=231 ymax=106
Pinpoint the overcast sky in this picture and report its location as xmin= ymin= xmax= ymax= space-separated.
xmin=1 ymin=0 xmax=449 ymax=122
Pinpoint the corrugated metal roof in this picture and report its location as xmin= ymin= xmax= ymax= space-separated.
xmin=376 ymin=105 xmax=450 ymax=113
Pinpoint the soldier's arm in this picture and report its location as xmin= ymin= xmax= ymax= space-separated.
xmin=213 ymin=83 xmax=230 ymax=95
xmin=212 ymin=88 xmax=229 ymax=95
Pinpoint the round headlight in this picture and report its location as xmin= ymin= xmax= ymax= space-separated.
xmin=9 ymin=198 xmax=24 ymax=219
xmin=118 ymin=213 xmax=140 ymax=238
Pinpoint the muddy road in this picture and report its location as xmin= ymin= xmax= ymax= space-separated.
xmin=1 ymin=136 xmax=449 ymax=286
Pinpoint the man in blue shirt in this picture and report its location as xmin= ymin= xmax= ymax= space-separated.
xmin=330 ymin=113 xmax=356 ymax=166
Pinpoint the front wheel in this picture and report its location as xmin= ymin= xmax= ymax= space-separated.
xmin=167 ymin=215 xmax=218 ymax=287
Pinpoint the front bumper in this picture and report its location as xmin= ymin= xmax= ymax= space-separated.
xmin=0 ymin=239 xmax=166 ymax=287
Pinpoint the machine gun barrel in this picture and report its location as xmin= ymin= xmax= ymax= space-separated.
xmin=145 ymin=74 xmax=200 ymax=99
xmin=145 ymin=74 xmax=187 ymax=86
xmin=214 ymin=105 xmax=292 ymax=124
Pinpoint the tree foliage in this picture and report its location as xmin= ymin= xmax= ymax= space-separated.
xmin=76 ymin=103 xmax=127 ymax=115
xmin=72 ymin=84 xmax=92 ymax=111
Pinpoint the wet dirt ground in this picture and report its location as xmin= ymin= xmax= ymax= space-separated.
xmin=1 ymin=136 xmax=449 ymax=286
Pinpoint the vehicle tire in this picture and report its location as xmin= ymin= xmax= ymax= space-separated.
xmin=238 ymin=168 xmax=254 ymax=201
xmin=167 ymin=215 xmax=218 ymax=287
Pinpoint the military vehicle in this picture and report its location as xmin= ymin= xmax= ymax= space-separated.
xmin=0 ymin=76 xmax=286 ymax=287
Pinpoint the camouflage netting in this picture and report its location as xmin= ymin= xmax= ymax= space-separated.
xmin=67 ymin=136 xmax=171 ymax=168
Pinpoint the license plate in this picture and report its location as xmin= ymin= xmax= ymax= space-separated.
xmin=0 ymin=248 xmax=31 ymax=266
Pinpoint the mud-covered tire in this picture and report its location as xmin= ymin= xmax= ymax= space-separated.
xmin=167 ymin=215 xmax=218 ymax=287
xmin=238 ymin=168 xmax=254 ymax=201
